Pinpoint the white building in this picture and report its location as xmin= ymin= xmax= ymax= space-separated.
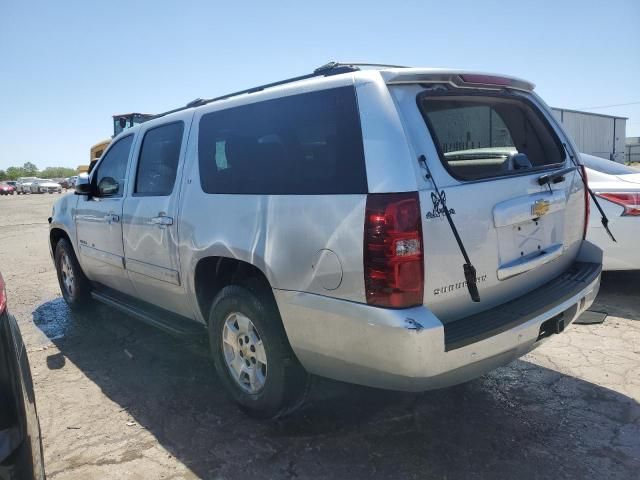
xmin=551 ymin=108 xmax=627 ymax=163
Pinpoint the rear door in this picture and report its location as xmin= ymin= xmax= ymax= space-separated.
xmin=75 ymin=135 xmax=135 ymax=293
xmin=122 ymin=119 xmax=194 ymax=318
xmin=391 ymin=84 xmax=586 ymax=321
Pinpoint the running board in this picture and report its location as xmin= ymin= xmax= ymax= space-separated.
xmin=91 ymin=288 xmax=205 ymax=339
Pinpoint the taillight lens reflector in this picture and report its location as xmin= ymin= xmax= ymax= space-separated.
xmin=596 ymin=192 xmax=640 ymax=216
xmin=364 ymin=192 xmax=424 ymax=308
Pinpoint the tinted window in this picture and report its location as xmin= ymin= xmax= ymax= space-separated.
xmin=135 ymin=122 xmax=184 ymax=196
xmin=419 ymin=94 xmax=565 ymax=180
xmin=198 ymin=86 xmax=367 ymax=194
xmin=94 ymin=135 xmax=133 ymax=197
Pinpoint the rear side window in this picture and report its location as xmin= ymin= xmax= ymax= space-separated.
xmin=135 ymin=122 xmax=184 ymax=196
xmin=198 ymin=86 xmax=367 ymax=194
xmin=418 ymin=94 xmax=565 ymax=180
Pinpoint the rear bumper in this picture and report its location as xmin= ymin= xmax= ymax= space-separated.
xmin=275 ymin=259 xmax=601 ymax=392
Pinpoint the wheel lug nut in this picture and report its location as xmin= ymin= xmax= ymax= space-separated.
xmin=250 ymin=345 xmax=256 ymax=352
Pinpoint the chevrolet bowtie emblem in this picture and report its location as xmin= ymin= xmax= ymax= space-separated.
xmin=531 ymin=199 xmax=551 ymax=217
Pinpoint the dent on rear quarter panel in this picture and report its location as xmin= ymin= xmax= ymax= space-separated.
xmin=177 ymin=98 xmax=371 ymax=324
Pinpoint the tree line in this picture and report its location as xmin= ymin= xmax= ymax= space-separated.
xmin=0 ymin=162 xmax=78 ymax=181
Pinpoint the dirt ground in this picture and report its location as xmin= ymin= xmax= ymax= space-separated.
xmin=0 ymin=193 xmax=638 ymax=480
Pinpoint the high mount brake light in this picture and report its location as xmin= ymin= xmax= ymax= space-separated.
xmin=364 ymin=192 xmax=424 ymax=308
xmin=596 ymin=192 xmax=640 ymax=216
xmin=0 ymin=273 xmax=6 ymax=314
xmin=459 ymin=74 xmax=513 ymax=86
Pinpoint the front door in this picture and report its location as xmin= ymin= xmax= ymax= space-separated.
xmin=75 ymin=135 xmax=135 ymax=293
xmin=122 ymin=120 xmax=193 ymax=318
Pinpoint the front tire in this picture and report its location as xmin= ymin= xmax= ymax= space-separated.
xmin=208 ymin=285 xmax=309 ymax=419
xmin=54 ymin=238 xmax=92 ymax=311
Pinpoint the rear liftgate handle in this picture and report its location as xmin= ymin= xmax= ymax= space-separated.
xmin=418 ymin=155 xmax=481 ymax=302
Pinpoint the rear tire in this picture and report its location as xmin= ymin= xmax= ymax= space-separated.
xmin=54 ymin=238 xmax=92 ymax=312
xmin=208 ymin=285 xmax=309 ymax=419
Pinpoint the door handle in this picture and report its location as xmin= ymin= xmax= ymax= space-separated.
xmin=150 ymin=215 xmax=174 ymax=226
xmin=105 ymin=213 xmax=120 ymax=224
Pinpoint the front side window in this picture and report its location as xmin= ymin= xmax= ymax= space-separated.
xmin=135 ymin=122 xmax=184 ymax=196
xmin=198 ymin=86 xmax=367 ymax=194
xmin=418 ymin=93 xmax=565 ymax=180
xmin=94 ymin=135 xmax=133 ymax=197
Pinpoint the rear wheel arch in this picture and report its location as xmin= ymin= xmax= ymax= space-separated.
xmin=194 ymin=257 xmax=275 ymax=323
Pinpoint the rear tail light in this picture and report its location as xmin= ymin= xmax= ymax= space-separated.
xmin=0 ymin=273 xmax=6 ymax=314
xmin=364 ymin=192 xmax=424 ymax=308
xmin=581 ymin=165 xmax=590 ymax=239
xmin=595 ymin=192 xmax=640 ymax=216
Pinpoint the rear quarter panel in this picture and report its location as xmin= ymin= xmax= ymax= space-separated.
xmin=178 ymin=90 xmax=369 ymax=323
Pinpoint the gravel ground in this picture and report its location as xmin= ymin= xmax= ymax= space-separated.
xmin=0 ymin=193 xmax=638 ymax=480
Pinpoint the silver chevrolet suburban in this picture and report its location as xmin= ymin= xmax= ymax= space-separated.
xmin=49 ymin=63 xmax=602 ymax=418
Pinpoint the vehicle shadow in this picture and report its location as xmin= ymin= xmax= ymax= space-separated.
xmin=32 ymin=298 xmax=639 ymax=480
xmin=590 ymin=270 xmax=640 ymax=320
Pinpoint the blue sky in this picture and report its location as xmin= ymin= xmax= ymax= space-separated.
xmin=1 ymin=0 xmax=638 ymax=170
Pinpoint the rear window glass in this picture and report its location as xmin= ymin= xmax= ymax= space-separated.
xmin=198 ymin=86 xmax=367 ymax=194
xmin=418 ymin=94 xmax=565 ymax=180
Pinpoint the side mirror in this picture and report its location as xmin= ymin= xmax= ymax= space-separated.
xmin=74 ymin=174 xmax=92 ymax=195
xmin=512 ymin=153 xmax=533 ymax=170
xmin=97 ymin=176 xmax=119 ymax=196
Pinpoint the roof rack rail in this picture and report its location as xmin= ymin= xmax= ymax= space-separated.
xmin=315 ymin=61 xmax=409 ymax=72
xmin=151 ymin=61 xmax=369 ymax=121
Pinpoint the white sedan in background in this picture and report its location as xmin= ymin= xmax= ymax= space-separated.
xmin=29 ymin=179 xmax=63 ymax=194
xmin=582 ymin=153 xmax=640 ymax=270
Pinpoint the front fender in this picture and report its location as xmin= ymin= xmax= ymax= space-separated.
xmin=49 ymin=193 xmax=79 ymax=260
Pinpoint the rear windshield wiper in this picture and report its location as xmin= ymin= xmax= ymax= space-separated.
xmin=563 ymin=143 xmax=616 ymax=242
xmin=419 ymin=155 xmax=481 ymax=302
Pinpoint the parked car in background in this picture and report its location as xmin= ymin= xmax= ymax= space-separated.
xmin=0 ymin=182 xmax=15 ymax=195
xmin=52 ymin=178 xmax=70 ymax=189
xmin=68 ymin=176 xmax=78 ymax=188
xmin=15 ymin=177 xmax=38 ymax=195
xmin=581 ymin=153 xmax=640 ymax=270
xmin=50 ymin=64 xmax=602 ymax=418
xmin=30 ymin=179 xmax=62 ymax=194
xmin=0 ymin=272 xmax=46 ymax=479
